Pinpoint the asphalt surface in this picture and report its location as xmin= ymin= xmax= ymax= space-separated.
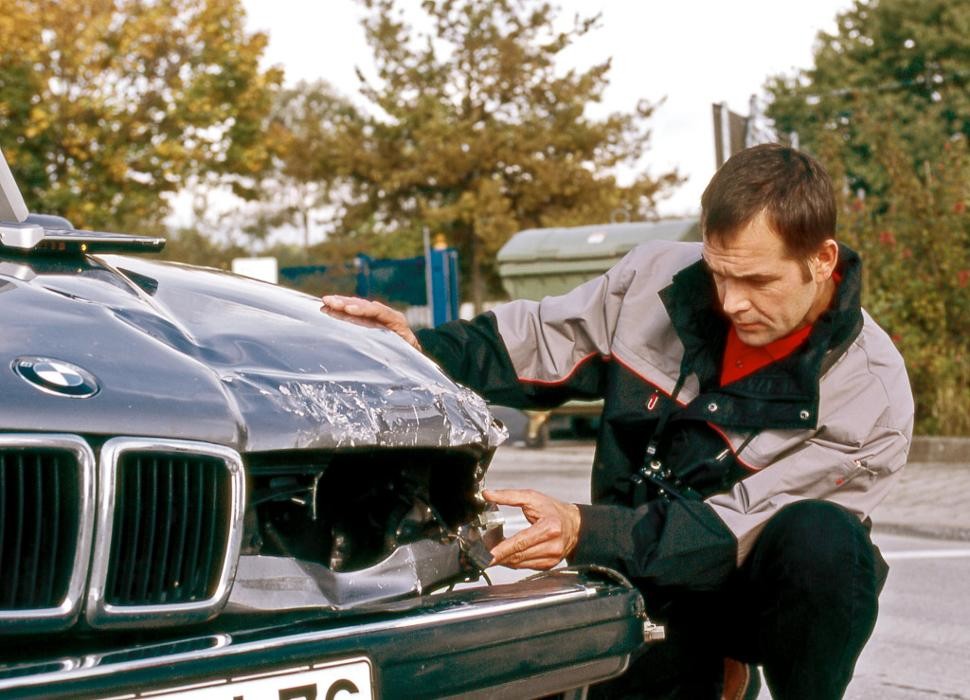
xmin=847 ymin=532 xmax=970 ymax=700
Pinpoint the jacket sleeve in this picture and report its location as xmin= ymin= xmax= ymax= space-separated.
xmin=570 ymin=323 xmax=914 ymax=590
xmin=415 ymin=251 xmax=639 ymax=409
xmin=570 ymin=498 xmax=738 ymax=590
xmin=706 ymin=422 xmax=911 ymax=565
xmin=568 ymin=421 xmax=910 ymax=590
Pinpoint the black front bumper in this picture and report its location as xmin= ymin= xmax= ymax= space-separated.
xmin=0 ymin=568 xmax=646 ymax=699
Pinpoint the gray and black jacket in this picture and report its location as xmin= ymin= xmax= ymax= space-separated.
xmin=416 ymin=240 xmax=914 ymax=591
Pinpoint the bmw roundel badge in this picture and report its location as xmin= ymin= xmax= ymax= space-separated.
xmin=13 ymin=357 xmax=100 ymax=398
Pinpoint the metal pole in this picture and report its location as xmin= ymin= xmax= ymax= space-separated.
xmin=423 ymin=226 xmax=435 ymax=328
xmin=719 ymin=102 xmax=732 ymax=167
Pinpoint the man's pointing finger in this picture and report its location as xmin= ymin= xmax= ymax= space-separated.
xmin=482 ymin=488 xmax=541 ymax=508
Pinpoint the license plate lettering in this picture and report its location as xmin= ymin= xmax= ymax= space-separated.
xmin=143 ymin=659 xmax=373 ymax=700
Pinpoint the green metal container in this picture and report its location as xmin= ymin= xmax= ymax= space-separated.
xmin=497 ymin=218 xmax=700 ymax=300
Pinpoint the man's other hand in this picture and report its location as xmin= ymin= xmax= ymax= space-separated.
xmin=483 ymin=489 xmax=581 ymax=570
xmin=321 ymin=295 xmax=421 ymax=351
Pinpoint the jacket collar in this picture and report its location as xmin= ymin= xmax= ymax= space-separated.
xmin=659 ymin=243 xmax=864 ymax=430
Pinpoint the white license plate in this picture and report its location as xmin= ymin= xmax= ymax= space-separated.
xmin=140 ymin=657 xmax=374 ymax=700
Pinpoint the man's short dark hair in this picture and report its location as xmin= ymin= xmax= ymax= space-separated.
xmin=701 ymin=143 xmax=837 ymax=258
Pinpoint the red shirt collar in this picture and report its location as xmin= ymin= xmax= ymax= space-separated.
xmin=720 ymin=323 xmax=813 ymax=386
xmin=719 ymin=271 xmax=841 ymax=386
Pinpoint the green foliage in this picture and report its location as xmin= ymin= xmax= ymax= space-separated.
xmin=326 ymin=0 xmax=681 ymax=307
xmin=766 ymin=0 xmax=970 ymax=434
xmin=246 ymin=80 xmax=362 ymax=251
xmin=820 ymin=123 xmax=969 ymax=436
xmin=766 ymin=0 xmax=969 ymax=197
xmin=0 ymin=0 xmax=281 ymax=231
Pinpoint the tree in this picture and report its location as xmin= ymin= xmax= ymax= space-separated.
xmin=765 ymin=0 xmax=968 ymax=196
xmin=821 ymin=116 xmax=969 ymax=436
xmin=246 ymin=80 xmax=361 ymax=256
xmin=0 ymin=0 xmax=281 ymax=232
xmin=765 ymin=0 xmax=970 ymax=435
xmin=330 ymin=0 xmax=681 ymax=309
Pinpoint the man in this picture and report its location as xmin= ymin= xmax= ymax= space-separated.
xmin=322 ymin=144 xmax=914 ymax=698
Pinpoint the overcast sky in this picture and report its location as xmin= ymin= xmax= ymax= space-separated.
xmin=240 ymin=0 xmax=855 ymax=221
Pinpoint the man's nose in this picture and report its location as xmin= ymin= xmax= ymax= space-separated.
xmin=721 ymin=282 xmax=752 ymax=315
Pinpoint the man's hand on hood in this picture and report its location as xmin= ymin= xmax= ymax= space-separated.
xmin=321 ymin=295 xmax=422 ymax=351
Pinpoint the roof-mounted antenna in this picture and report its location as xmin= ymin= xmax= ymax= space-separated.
xmin=0 ymin=147 xmax=28 ymax=223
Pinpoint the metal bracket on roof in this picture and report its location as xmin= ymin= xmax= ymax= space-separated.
xmin=0 ymin=223 xmax=45 ymax=250
xmin=0 ymin=147 xmax=29 ymax=223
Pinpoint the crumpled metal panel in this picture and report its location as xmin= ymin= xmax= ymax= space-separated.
xmin=229 ymin=523 xmax=503 ymax=612
xmin=0 ymin=253 xmax=507 ymax=453
xmin=224 ymin=371 xmax=505 ymax=450
xmin=229 ymin=542 xmax=462 ymax=612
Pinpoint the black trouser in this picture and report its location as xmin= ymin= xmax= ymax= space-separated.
xmin=589 ymin=500 xmax=886 ymax=699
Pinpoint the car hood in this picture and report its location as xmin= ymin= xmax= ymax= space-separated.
xmin=0 ymin=254 xmax=505 ymax=453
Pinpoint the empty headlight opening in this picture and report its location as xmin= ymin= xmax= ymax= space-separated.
xmin=244 ymin=448 xmax=484 ymax=572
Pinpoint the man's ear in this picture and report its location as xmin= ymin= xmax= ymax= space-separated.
xmin=813 ymin=239 xmax=839 ymax=281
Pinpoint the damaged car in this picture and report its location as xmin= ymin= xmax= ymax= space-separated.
xmin=0 ymin=148 xmax=650 ymax=699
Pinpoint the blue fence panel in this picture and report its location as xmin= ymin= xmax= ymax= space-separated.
xmin=354 ymin=254 xmax=427 ymax=306
xmin=281 ymin=250 xmax=460 ymax=327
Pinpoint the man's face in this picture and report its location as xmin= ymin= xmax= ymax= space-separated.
xmin=702 ymin=212 xmax=835 ymax=347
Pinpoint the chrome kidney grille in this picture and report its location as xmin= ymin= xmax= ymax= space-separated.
xmin=0 ymin=435 xmax=94 ymax=632
xmin=86 ymin=438 xmax=245 ymax=628
xmin=0 ymin=435 xmax=243 ymax=632
xmin=0 ymin=451 xmax=79 ymax=608
xmin=105 ymin=453 xmax=233 ymax=606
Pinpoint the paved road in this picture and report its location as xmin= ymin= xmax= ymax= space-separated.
xmin=847 ymin=532 xmax=970 ymax=700
xmin=483 ymin=442 xmax=970 ymax=699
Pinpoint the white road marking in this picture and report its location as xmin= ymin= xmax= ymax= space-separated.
xmin=883 ymin=549 xmax=970 ymax=561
